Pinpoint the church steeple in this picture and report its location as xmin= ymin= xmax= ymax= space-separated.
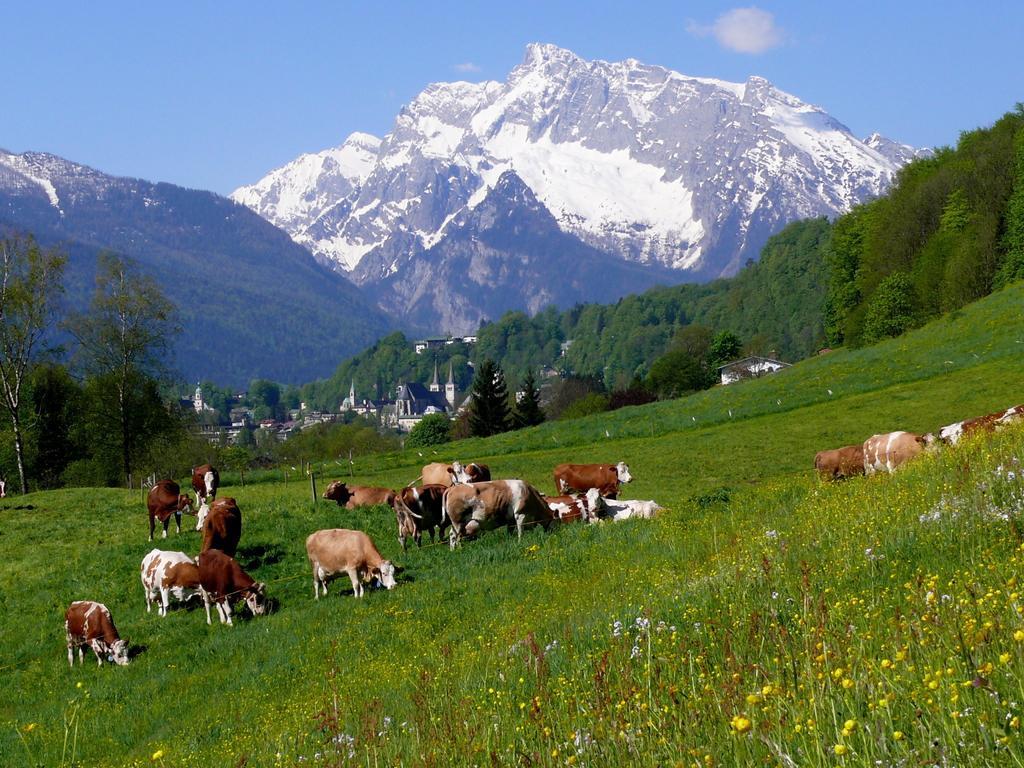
xmin=429 ymin=359 xmax=441 ymax=392
xmin=445 ymin=361 xmax=456 ymax=407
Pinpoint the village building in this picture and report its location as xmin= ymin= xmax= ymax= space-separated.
xmin=718 ymin=355 xmax=792 ymax=385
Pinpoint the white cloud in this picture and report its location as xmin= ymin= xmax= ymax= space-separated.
xmin=452 ymin=62 xmax=481 ymax=73
xmin=687 ymin=7 xmax=784 ymax=54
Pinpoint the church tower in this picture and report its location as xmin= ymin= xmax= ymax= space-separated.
xmin=429 ymin=359 xmax=441 ymax=393
xmin=445 ymin=361 xmax=456 ymax=408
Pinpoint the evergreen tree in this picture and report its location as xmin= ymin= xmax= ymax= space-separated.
xmin=468 ymin=359 xmax=510 ymax=437
xmin=512 ymin=369 xmax=545 ymax=428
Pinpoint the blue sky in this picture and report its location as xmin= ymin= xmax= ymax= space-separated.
xmin=4 ymin=1 xmax=1022 ymax=194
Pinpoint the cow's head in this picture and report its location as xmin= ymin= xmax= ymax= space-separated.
xmin=448 ymin=461 xmax=470 ymax=484
xmin=615 ymin=462 xmax=633 ymax=483
xmin=323 ymin=481 xmax=351 ymax=505
xmin=375 ymin=561 xmax=397 ymax=590
xmin=244 ymin=583 xmax=268 ymax=616
xmin=585 ymin=487 xmax=608 ymax=516
xmin=108 ymin=639 xmax=130 ymax=666
xmin=177 ymin=494 xmax=194 ymax=513
xmin=920 ymin=432 xmax=939 ymax=449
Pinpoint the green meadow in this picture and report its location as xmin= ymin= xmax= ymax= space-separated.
xmin=2 ymin=283 xmax=1023 ymax=767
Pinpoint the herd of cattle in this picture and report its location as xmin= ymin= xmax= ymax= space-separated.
xmin=814 ymin=403 xmax=1023 ymax=480
xmin=65 ymin=460 xmax=652 ymax=665
xmin=66 ymin=402 xmax=1024 ymax=667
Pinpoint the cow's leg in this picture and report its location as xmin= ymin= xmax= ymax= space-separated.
xmin=161 ymin=517 xmax=169 ymax=539
xmin=144 ymin=587 xmax=152 ymax=613
xmin=149 ymin=514 xmax=155 ymax=541
xmin=221 ymin=602 xmax=233 ymax=626
xmin=201 ymin=588 xmax=212 ymax=625
xmin=92 ymin=640 xmax=104 ymax=666
xmin=174 ymin=511 xmax=181 ymax=535
xmin=66 ymin=633 xmax=74 ymax=667
xmin=346 ymin=569 xmax=361 ymax=597
xmin=160 ymin=587 xmax=170 ymax=617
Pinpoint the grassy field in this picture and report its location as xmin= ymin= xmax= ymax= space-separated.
xmin=1 ymin=283 xmax=1023 ymax=767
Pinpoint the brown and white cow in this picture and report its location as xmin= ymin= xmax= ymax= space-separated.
xmin=814 ymin=444 xmax=866 ymax=481
xmin=306 ymin=528 xmax=397 ymax=598
xmin=147 ymin=480 xmax=193 ymax=540
xmin=863 ymin=431 xmax=931 ymax=475
xmin=141 ymin=549 xmax=201 ymax=617
xmin=584 ymin=488 xmax=663 ymax=521
xmin=449 ymin=461 xmax=491 ymax=484
xmin=65 ymin=601 xmax=129 ymax=666
xmin=552 ymin=462 xmax=632 ymax=499
xmin=443 ymin=479 xmax=555 ymax=549
xmin=197 ymin=548 xmax=268 ymax=626
xmin=391 ymin=484 xmax=448 ymax=550
xmin=322 ymin=481 xmax=396 ymax=509
xmin=191 ymin=464 xmax=220 ymax=506
xmin=543 ymin=494 xmax=593 ymax=523
xmin=940 ymin=404 xmax=1024 ymax=446
xmin=201 ymin=497 xmax=242 ymax=557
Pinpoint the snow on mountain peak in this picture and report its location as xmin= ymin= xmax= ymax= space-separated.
xmin=233 ymin=43 xmax=926 ymax=292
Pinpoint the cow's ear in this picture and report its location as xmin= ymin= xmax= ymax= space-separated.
xmin=446 ymin=467 xmax=455 ymax=476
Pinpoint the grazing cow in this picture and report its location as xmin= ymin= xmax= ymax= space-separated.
xmin=449 ymin=461 xmax=491 ymax=484
xmin=147 ymin=480 xmax=193 ymax=540
xmin=306 ymin=528 xmax=397 ymax=598
xmin=201 ymin=497 xmax=242 ymax=557
xmin=814 ymin=445 xmax=866 ymax=481
xmin=191 ymin=464 xmax=219 ymax=506
xmin=553 ymin=462 xmax=633 ymax=498
xmin=197 ymin=548 xmax=267 ymax=626
xmin=584 ymin=488 xmax=663 ymax=521
xmin=140 ymin=549 xmax=201 ymax=617
xmin=391 ymin=484 xmax=447 ymax=550
xmin=443 ymin=479 xmax=555 ymax=549
xmin=65 ymin=601 xmax=129 ymax=666
xmin=322 ymin=481 xmax=396 ymax=509
xmin=863 ymin=431 xmax=930 ymax=475
xmin=543 ymin=494 xmax=593 ymax=523
xmin=940 ymin=404 xmax=1024 ymax=446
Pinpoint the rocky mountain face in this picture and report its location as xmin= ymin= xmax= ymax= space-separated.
xmin=0 ymin=149 xmax=392 ymax=386
xmin=235 ymin=43 xmax=927 ymax=333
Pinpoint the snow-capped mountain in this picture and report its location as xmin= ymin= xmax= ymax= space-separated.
xmin=0 ymin=148 xmax=391 ymax=385
xmin=233 ymin=43 xmax=928 ymax=331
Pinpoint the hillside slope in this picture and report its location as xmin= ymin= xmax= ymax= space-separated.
xmin=0 ymin=149 xmax=393 ymax=385
xmin=1 ymin=283 xmax=1022 ymax=766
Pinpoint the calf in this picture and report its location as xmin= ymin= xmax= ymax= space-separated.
xmin=147 ymin=480 xmax=193 ymax=540
xmin=141 ymin=549 xmax=201 ymax=617
xmin=552 ymin=462 xmax=632 ymax=499
xmin=306 ymin=528 xmax=397 ymax=598
xmin=201 ymin=497 xmax=242 ymax=557
xmin=814 ymin=445 xmax=866 ymax=481
xmin=584 ymin=488 xmax=663 ymax=521
xmin=191 ymin=464 xmax=220 ymax=506
xmin=323 ymin=481 xmax=396 ymax=509
xmin=449 ymin=461 xmax=491 ymax=484
xmin=543 ymin=494 xmax=593 ymax=523
xmin=197 ymin=548 xmax=267 ymax=626
xmin=863 ymin=431 xmax=930 ymax=475
xmin=392 ymin=484 xmax=447 ymax=550
xmin=443 ymin=479 xmax=555 ymax=549
xmin=65 ymin=601 xmax=129 ymax=666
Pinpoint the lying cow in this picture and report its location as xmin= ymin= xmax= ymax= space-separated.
xmin=584 ymin=488 xmax=663 ymax=521
xmin=443 ymin=479 xmax=555 ymax=549
xmin=323 ymin=481 xmax=396 ymax=509
xmin=65 ymin=600 xmax=129 ymax=666
xmin=147 ymin=480 xmax=193 ymax=540
xmin=197 ymin=548 xmax=268 ymax=626
xmin=392 ymin=484 xmax=447 ymax=550
xmin=306 ymin=528 xmax=397 ymax=598
xmin=814 ymin=444 xmax=866 ymax=481
xmin=553 ymin=462 xmax=632 ymax=499
xmin=543 ymin=494 xmax=593 ymax=523
xmin=201 ymin=497 xmax=242 ymax=557
xmin=191 ymin=463 xmax=220 ymax=506
xmin=940 ymin=404 xmax=1024 ymax=445
xmin=863 ymin=431 xmax=931 ymax=475
xmin=141 ymin=549 xmax=201 ymax=617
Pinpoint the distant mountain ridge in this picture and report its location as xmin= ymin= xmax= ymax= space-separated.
xmin=0 ymin=148 xmax=393 ymax=386
xmin=234 ymin=43 xmax=928 ymax=332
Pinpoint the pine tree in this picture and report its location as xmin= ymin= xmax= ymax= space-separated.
xmin=469 ymin=359 xmax=510 ymax=437
xmin=512 ymin=369 xmax=545 ymax=428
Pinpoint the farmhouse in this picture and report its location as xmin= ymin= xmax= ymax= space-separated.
xmin=718 ymin=355 xmax=791 ymax=385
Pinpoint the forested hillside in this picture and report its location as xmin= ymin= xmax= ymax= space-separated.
xmin=825 ymin=107 xmax=1024 ymax=345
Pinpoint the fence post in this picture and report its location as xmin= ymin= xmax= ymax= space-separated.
xmin=310 ymin=466 xmax=318 ymax=505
